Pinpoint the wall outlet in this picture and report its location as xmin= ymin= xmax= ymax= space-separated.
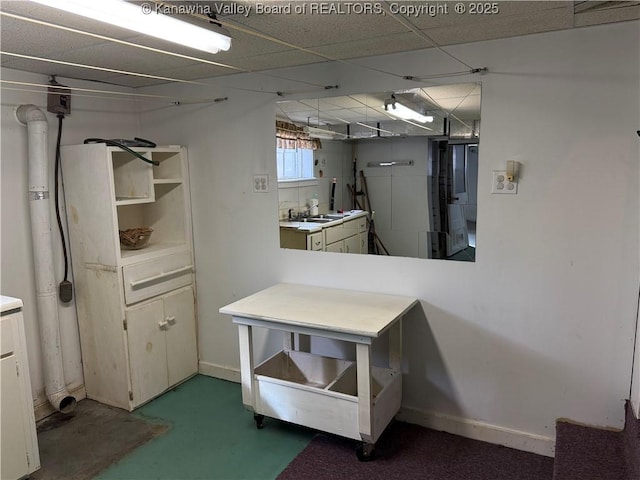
xmin=492 ymin=170 xmax=517 ymax=194
xmin=253 ymin=174 xmax=269 ymax=193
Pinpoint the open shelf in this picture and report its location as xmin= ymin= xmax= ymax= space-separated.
xmin=255 ymin=350 xmax=353 ymax=390
xmin=253 ymin=349 xmax=401 ymax=441
xmin=153 ymin=179 xmax=182 ymax=185
xmin=112 ymin=151 xmax=154 ymax=203
xmin=116 ymin=197 xmax=155 ymax=206
xmin=152 ymin=151 xmax=183 ymax=181
xmin=116 ymin=182 xmax=187 ymax=261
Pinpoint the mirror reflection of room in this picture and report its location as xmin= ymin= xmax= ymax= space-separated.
xmin=277 ymin=83 xmax=480 ymax=261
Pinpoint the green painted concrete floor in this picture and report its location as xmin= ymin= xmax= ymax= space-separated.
xmin=47 ymin=375 xmax=314 ymax=480
xmin=97 ymin=375 xmax=314 ymax=480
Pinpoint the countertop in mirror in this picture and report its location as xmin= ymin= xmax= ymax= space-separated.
xmin=279 ymin=210 xmax=367 ymax=231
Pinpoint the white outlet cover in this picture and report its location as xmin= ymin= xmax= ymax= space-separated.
xmin=492 ymin=170 xmax=517 ymax=194
xmin=253 ymin=174 xmax=269 ymax=193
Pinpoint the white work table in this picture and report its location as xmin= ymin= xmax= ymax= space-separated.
xmin=219 ymin=283 xmax=418 ymax=460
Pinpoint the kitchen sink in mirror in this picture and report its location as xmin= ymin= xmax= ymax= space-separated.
xmin=276 ymin=82 xmax=480 ymax=261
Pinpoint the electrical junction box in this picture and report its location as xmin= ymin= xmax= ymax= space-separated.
xmin=47 ymin=83 xmax=71 ymax=116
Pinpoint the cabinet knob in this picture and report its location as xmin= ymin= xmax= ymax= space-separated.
xmin=166 ymin=316 xmax=176 ymax=325
xmin=159 ymin=320 xmax=169 ymax=330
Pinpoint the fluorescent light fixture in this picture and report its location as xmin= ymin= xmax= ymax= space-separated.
xmin=304 ymin=126 xmax=346 ymax=139
xmin=31 ymin=0 xmax=231 ymax=54
xmin=367 ymin=160 xmax=414 ymax=167
xmin=384 ymin=99 xmax=433 ymax=123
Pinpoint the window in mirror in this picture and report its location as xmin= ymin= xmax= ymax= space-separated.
xmin=276 ymin=82 xmax=480 ymax=262
xmin=277 ymin=147 xmax=314 ymax=181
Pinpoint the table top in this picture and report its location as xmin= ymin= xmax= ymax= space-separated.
xmin=1 ymin=295 xmax=23 ymax=313
xmin=219 ymin=283 xmax=418 ymax=338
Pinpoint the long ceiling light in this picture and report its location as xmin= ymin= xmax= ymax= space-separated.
xmin=30 ymin=0 xmax=232 ymax=54
xmin=384 ymin=97 xmax=433 ymax=123
xmin=304 ymin=126 xmax=347 ymax=139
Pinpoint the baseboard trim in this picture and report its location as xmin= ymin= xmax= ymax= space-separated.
xmin=34 ymin=384 xmax=87 ymax=421
xmin=195 ymin=364 xmax=555 ymax=457
xmin=199 ymin=361 xmax=241 ymax=383
xmin=397 ymin=406 xmax=556 ymax=458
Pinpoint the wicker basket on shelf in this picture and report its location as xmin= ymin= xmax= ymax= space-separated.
xmin=119 ymin=227 xmax=153 ymax=250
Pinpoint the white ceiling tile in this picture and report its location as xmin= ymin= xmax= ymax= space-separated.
xmin=0 ymin=2 xmax=148 ymax=39
xmin=312 ymin=32 xmax=429 ymax=60
xmin=97 ymin=75 xmax=173 ymax=89
xmin=229 ymin=50 xmax=324 ymax=71
xmin=423 ymin=8 xmax=575 ymax=47
xmin=404 ymin=1 xmax=573 ymax=29
xmin=147 ymin=63 xmax=237 ymax=81
xmin=55 ymin=43 xmax=197 ymax=75
xmin=0 ymin=14 xmax=109 ymax=56
xmin=0 ymin=57 xmax=122 ymax=84
xmin=574 ymin=3 xmax=640 ymax=27
xmin=221 ymin=7 xmax=408 ymax=49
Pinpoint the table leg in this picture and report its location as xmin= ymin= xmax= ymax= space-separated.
xmin=356 ymin=343 xmax=373 ymax=443
xmin=237 ymin=323 xmax=255 ymax=411
xmin=283 ymin=331 xmax=294 ymax=351
xmin=389 ymin=318 xmax=402 ymax=371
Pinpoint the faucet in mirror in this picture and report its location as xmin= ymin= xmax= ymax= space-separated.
xmin=276 ymin=82 xmax=480 ymax=261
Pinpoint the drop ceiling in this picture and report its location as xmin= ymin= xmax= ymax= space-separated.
xmin=1 ymin=1 xmax=638 ymax=90
xmin=275 ymin=83 xmax=481 ymax=133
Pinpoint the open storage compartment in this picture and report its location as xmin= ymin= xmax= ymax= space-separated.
xmin=112 ymin=150 xmax=153 ymax=204
xmin=253 ymin=350 xmax=402 ymax=441
xmin=255 ymin=350 xmax=352 ymax=388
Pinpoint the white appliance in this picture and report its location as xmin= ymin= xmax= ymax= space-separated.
xmin=1 ymin=296 xmax=40 ymax=479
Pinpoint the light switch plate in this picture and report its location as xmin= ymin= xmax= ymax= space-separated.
xmin=492 ymin=170 xmax=517 ymax=194
xmin=253 ymin=174 xmax=269 ymax=193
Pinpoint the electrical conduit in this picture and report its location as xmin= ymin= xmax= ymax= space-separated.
xmin=16 ymin=104 xmax=76 ymax=413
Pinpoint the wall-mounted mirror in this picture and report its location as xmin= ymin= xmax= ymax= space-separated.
xmin=276 ymin=82 xmax=480 ymax=261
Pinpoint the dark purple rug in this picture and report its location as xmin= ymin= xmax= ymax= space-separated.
xmin=277 ymin=421 xmax=554 ymax=480
xmin=552 ymin=401 xmax=640 ymax=480
xmin=553 ymin=420 xmax=625 ymax=480
xmin=623 ymin=401 xmax=640 ymax=480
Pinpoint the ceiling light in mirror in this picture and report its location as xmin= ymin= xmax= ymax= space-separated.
xmin=276 ymin=82 xmax=480 ymax=262
xmin=384 ymin=97 xmax=434 ymax=123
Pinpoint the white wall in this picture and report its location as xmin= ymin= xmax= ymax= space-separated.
xmin=633 ymin=98 xmax=640 ymax=418
xmin=137 ymin=21 xmax=639 ymax=456
xmin=0 ymin=68 xmax=140 ymax=413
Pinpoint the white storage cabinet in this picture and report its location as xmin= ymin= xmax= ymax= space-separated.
xmin=1 ymin=297 xmax=40 ymax=479
xmin=61 ymin=144 xmax=198 ymax=411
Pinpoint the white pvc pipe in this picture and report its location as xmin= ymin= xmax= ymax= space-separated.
xmin=16 ymin=104 xmax=76 ymax=414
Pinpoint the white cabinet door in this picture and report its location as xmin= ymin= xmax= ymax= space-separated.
xmin=344 ymin=235 xmax=360 ymax=254
xmin=326 ymin=241 xmax=343 ymax=253
xmin=360 ymin=233 xmax=369 ymax=255
xmin=127 ymin=299 xmax=168 ymax=406
xmin=1 ymin=356 xmax=29 ymax=480
xmin=164 ymin=286 xmax=197 ymax=386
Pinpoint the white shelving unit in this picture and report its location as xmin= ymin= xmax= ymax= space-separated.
xmin=62 ymin=144 xmax=198 ymax=411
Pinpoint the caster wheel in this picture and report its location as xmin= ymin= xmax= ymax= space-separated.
xmin=355 ymin=442 xmax=375 ymax=462
xmin=254 ymin=414 xmax=264 ymax=429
